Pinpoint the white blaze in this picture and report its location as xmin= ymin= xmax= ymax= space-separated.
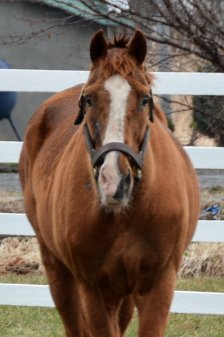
xmin=99 ymin=74 xmax=131 ymax=201
xmin=104 ymin=74 xmax=131 ymax=144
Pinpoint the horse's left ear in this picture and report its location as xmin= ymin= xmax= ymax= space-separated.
xmin=90 ymin=30 xmax=108 ymax=63
xmin=129 ymin=30 xmax=147 ymax=65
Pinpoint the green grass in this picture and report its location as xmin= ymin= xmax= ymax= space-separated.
xmin=125 ymin=313 xmax=224 ymax=337
xmin=0 ymin=273 xmax=47 ymax=285
xmin=176 ymin=277 xmax=224 ymax=292
xmin=0 ymin=274 xmax=224 ymax=337
xmin=0 ymin=306 xmax=62 ymax=337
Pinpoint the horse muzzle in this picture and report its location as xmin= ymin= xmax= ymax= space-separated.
xmin=98 ymin=158 xmax=133 ymax=208
xmin=82 ymin=123 xmax=150 ymax=208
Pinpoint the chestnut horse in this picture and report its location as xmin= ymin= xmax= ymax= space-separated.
xmin=19 ymin=30 xmax=200 ymax=337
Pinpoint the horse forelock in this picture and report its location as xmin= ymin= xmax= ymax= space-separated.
xmin=91 ymin=47 xmax=142 ymax=80
xmin=108 ymin=34 xmax=130 ymax=49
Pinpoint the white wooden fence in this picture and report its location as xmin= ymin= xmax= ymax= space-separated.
xmin=0 ymin=70 xmax=224 ymax=315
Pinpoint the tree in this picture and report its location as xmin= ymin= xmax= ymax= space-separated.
xmin=75 ymin=0 xmax=224 ymax=71
xmin=76 ymin=0 xmax=224 ymax=144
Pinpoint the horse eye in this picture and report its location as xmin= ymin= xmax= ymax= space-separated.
xmin=141 ymin=95 xmax=150 ymax=107
xmin=85 ymin=95 xmax=92 ymax=106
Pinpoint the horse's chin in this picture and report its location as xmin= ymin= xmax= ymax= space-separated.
xmin=100 ymin=195 xmax=132 ymax=215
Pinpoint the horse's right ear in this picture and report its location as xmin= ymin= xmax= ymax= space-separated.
xmin=129 ymin=30 xmax=147 ymax=65
xmin=90 ymin=30 xmax=108 ymax=63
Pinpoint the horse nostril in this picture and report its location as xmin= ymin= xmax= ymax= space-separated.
xmin=122 ymin=170 xmax=131 ymax=191
xmin=113 ymin=170 xmax=132 ymax=202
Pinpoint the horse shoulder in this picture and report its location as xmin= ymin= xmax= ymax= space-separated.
xmin=21 ymin=85 xmax=82 ymax=164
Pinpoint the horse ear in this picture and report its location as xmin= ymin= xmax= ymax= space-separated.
xmin=90 ymin=30 xmax=108 ymax=63
xmin=129 ymin=30 xmax=147 ymax=65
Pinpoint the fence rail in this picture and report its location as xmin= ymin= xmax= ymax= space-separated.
xmin=0 ymin=214 xmax=224 ymax=243
xmin=1 ymin=69 xmax=224 ymax=95
xmin=0 ymin=70 xmax=224 ymax=315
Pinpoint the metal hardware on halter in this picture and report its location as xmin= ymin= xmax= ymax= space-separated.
xmin=93 ymin=167 xmax=98 ymax=179
xmin=136 ymin=169 xmax=142 ymax=181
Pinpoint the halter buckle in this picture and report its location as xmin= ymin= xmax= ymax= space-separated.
xmin=136 ymin=169 xmax=142 ymax=181
xmin=93 ymin=167 xmax=98 ymax=179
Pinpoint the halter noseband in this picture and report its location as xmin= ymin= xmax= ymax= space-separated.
xmin=83 ymin=123 xmax=150 ymax=181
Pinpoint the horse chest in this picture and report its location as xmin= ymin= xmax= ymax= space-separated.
xmin=73 ymin=229 xmax=159 ymax=297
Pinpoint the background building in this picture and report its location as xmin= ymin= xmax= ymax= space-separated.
xmin=0 ymin=1 xmax=116 ymax=139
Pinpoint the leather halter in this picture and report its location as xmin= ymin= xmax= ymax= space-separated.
xmin=75 ymin=86 xmax=154 ymax=181
xmin=83 ymin=123 xmax=150 ymax=181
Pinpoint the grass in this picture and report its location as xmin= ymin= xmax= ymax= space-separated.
xmin=126 ymin=313 xmax=224 ymax=337
xmin=0 ymin=274 xmax=224 ymax=337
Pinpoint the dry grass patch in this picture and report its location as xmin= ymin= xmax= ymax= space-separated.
xmin=0 ymin=237 xmax=42 ymax=275
xmin=1 ymin=237 xmax=224 ymax=278
xmin=179 ymin=243 xmax=224 ymax=278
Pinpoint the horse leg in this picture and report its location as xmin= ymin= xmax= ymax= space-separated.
xmin=135 ymin=263 xmax=177 ymax=337
xmin=79 ymin=282 xmax=123 ymax=337
xmin=39 ymin=241 xmax=86 ymax=337
xmin=118 ymin=295 xmax=135 ymax=335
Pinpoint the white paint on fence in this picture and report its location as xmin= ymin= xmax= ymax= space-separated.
xmin=1 ymin=283 xmax=224 ymax=315
xmin=0 ymin=69 xmax=88 ymax=93
xmin=186 ymin=146 xmax=224 ymax=169
xmin=192 ymin=220 xmax=224 ymax=242
xmin=0 ymin=141 xmax=22 ymax=163
xmin=171 ymin=291 xmax=224 ymax=315
xmin=0 ymin=70 xmax=224 ymax=95
xmin=0 ymin=213 xmax=35 ymax=236
xmin=0 ymin=284 xmax=55 ymax=308
xmin=0 ymin=214 xmax=223 ymax=243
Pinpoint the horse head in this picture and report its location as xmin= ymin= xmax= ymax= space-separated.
xmin=75 ymin=30 xmax=154 ymax=210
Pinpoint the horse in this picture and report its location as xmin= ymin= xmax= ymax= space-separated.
xmin=19 ymin=30 xmax=200 ymax=337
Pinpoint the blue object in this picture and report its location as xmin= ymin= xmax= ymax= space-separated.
xmin=0 ymin=60 xmax=18 ymax=120
xmin=0 ymin=60 xmax=21 ymax=140
xmin=205 ymin=205 xmax=220 ymax=216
